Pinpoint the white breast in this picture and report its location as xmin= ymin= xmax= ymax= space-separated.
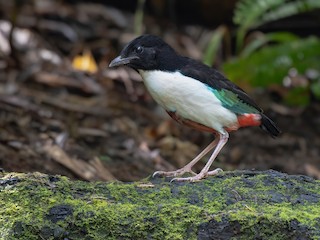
xmin=139 ymin=70 xmax=237 ymax=133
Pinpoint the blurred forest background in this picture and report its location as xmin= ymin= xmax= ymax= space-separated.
xmin=0 ymin=0 xmax=319 ymax=182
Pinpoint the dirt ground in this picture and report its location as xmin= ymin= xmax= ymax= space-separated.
xmin=1 ymin=71 xmax=320 ymax=182
xmin=0 ymin=1 xmax=319 ymax=182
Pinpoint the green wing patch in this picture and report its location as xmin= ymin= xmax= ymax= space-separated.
xmin=208 ymin=87 xmax=260 ymax=114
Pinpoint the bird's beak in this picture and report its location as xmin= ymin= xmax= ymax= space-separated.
xmin=109 ymin=56 xmax=139 ymax=67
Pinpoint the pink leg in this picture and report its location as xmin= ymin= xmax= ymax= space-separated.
xmin=152 ymin=137 xmax=219 ymax=178
xmin=171 ymin=132 xmax=229 ymax=182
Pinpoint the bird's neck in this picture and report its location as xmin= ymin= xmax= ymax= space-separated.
xmin=156 ymin=54 xmax=188 ymax=72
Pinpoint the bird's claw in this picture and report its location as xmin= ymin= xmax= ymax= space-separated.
xmin=207 ymin=168 xmax=223 ymax=176
xmin=169 ymin=168 xmax=223 ymax=182
xmin=152 ymin=168 xmax=196 ymax=178
xmin=152 ymin=171 xmax=163 ymax=178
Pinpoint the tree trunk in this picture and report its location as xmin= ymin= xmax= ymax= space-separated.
xmin=1 ymin=170 xmax=319 ymax=239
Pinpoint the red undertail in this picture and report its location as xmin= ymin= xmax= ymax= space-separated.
xmin=237 ymin=114 xmax=261 ymax=127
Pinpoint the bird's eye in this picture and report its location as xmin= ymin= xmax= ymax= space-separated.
xmin=136 ymin=46 xmax=143 ymax=54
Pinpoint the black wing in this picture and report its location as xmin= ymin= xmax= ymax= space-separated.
xmin=178 ymin=58 xmax=281 ymax=137
xmin=179 ymin=57 xmax=262 ymax=113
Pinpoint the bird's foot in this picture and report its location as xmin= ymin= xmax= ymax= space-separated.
xmin=207 ymin=168 xmax=223 ymax=176
xmin=152 ymin=167 xmax=196 ymax=178
xmin=170 ymin=168 xmax=223 ymax=182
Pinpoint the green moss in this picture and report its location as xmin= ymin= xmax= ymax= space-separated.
xmin=1 ymin=171 xmax=320 ymax=239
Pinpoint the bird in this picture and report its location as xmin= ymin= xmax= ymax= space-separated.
xmin=109 ymin=34 xmax=281 ymax=182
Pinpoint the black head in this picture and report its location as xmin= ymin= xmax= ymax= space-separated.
xmin=109 ymin=35 xmax=184 ymax=71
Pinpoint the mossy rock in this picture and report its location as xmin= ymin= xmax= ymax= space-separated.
xmin=0 ymin=170 xmax=320 ymax=239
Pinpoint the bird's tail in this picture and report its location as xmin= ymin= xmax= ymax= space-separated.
xmin=260 ymin=114 xmax=281 ymax=138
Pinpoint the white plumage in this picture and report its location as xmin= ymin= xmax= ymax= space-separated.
xmin=139 ymin=70 xmax=238 ymax=133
